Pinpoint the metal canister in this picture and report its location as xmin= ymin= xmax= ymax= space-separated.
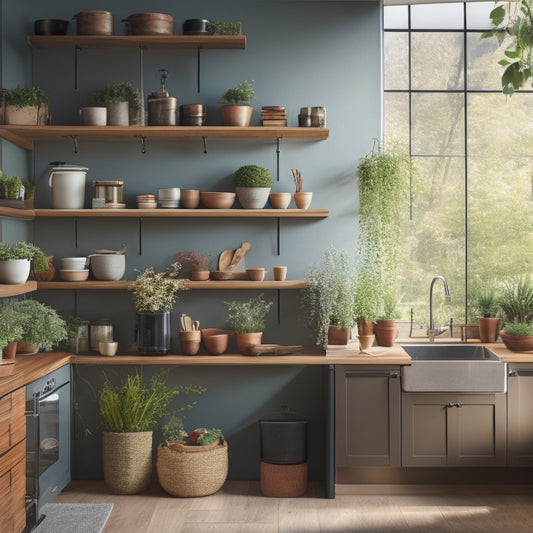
xmin=90 ymin=319 xmax=114 ymax=351
xmin=180 ymin=104 xmax=206 ymax=126
xmin=148 ymin=91 xmax=178 ymax=126
xmin=93 ymin=180 xmax=124 ymax=204
xmin=298 ymin=107 xmax=312 ymax=127
xmin=310 ymin=106 xmax=326 ymax=128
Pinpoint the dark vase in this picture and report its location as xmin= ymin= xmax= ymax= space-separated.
xmin=136 ymin=311 xmax=171 ymax=355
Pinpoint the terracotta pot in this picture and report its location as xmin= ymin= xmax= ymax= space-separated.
xmin=201 ymin=328 xmax=231 ymax=355
xmin=273 ymin=266 xmax=287 ymax=281
xmin=294 ymin=191 xmax=313 ymax=209
xmin=327 ymin=325 xmax=350 ymax=345
xmin=33 ymin=255 xmax=56 ymax=281
xmin=357 ymin=335 xmax=375 ymax=350
xmin=180 ymin=189 xmax=200 ymax=209
xmin=499 ymin=331 xmax=533 ymax=352
xmin=16 ymin=340 xmax=39 ymax=354
xmin=357 ymin=318 xmax=375 ymax=337
xmin=1 ymin=341 xmax=18 ymax=360
xmin=179 ymin=330 xmax=201 ymax=355
xmin=236 ymin=331 xmax=263 ymax=354
xmin=373 ymin=319 xmax=399 ymax=347
xmin=477 ymin=317 xmax=500 ymax=343
xmin=190 ymin=270 xmax=210 ymax=281
xmin=246 ymin=268 xmax=265 ymax=281
xmin=220 ymin=105 xmax=253 ymax=127
xmin=269 ymin=192 xmax=291 ymax=209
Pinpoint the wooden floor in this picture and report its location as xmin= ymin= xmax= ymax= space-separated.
xmin=49 ymin=480 xmax=533 ymax=533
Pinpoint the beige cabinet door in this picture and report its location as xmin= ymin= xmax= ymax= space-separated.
xmin=335 ymin=366 xmax=401 ymax=467
xmin=508 ymin=367 xmax=533 ymax=466
xmin=402 ymin=393 xmax=506 ymax=467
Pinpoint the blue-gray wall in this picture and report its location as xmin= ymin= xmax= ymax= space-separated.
xmin=1 ymin=0 xmax=381 ymax=481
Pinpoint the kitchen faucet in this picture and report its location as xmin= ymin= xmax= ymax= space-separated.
xmin=428 ymin=275 xmax=451 ymax=341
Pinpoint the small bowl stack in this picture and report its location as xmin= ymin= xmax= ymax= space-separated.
xmin=60 ymin=256 xmax=89 ymax=281
xmin=137 ymin=194 xmax=157 ymax=208
xmin=158 ymin=188 xmax=180 ymax=208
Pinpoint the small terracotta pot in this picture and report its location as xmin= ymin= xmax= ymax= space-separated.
xmin=190 ymin=270 xmax=210 ymax=281
xmin=1 ymin=341 xmax=18 ymax=360
xmin=273 ymin=266 xmax=287 ymax=281
xmin=179 ymin=330 xmax=201 ymax=355
xmin=220 ymin=105 xmax=252 ymax=127
xmin=246 ymin=268 xmax=265 ymax=281
xmin=357 ymin=318 xmax=375 ymax=337
xmin=269 ymin=192 xmax=292 ymax=209
xmin=33 ymin=255 xmax=56 ymax=281
xmin=180 ymin=189 xmax=200 ymax=209
xmin=358 ymin=335 xmax=375 ymax=350
xmin=16 ymin=340 xmax=39 ymax=354
xmin=236 ymin=331 xmax=263 ymax=354
xmin=477 ymin=317 xmax=500 ymax=343
xmin=373 ymin=319 xmax=399 ymax=347
xmin=294 ymin=191 xmax=313 ymax=209
xmin=201 ymin=328 xmax=231 ymax=355
xmin=328 ymin=326 xmax=350 ymax=345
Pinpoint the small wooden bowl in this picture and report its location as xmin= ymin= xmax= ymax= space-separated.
xmin=201 ymin=328 xmax=231 ymax=355
xmin=200 ymin=191 xmax=235 ymax=209
xmin=190 ymin=270 xmax=210 ymax=281
xmin=246 ymin=268 xmax=265 ymax=281
xmin=269 ymin=192 xmax=292 ymax=209
xmin=181 ymin=189 xmax=200 ymax=209
xmin=60 ymin=269 xmax=89 ymax=281
xmin=210 ymin=270 xmax=234 ymax=280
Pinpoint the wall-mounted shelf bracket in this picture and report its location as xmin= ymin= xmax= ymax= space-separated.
xmin=276 ymin=136 xmax=282 ymax=181
xmin=277 ymin=289 xmax=281 ymax=324
xmin=197 ymin=47 xmax=201 ymax=93
xmin=139 ymin=135 xmax=147 ymax=154
xmin=276 ymin=218 xmax=281 ymax=256
xmin=139 ymin=218 xmax=143 ymax=255
xmin=66 ymin=135 xmax=79 ymax=154
xmin=74 ymin=45 xmax=81 ymax=89
xmin=202 ymin=136 xmax=208 ymax=154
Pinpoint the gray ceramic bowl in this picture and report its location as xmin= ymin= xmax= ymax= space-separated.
xmin=90 ymin=254 xmax=125 ymax=281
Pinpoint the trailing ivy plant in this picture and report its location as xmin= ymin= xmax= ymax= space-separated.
xmin=481 ymin=0 xmax=533 ymax=95
xmin=301 ymin=247 xmax=356 ymax=348
xmin=356 ymin=143 xmax=412 ymax=321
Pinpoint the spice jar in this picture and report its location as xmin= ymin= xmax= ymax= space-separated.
xmin=310 ymin=107 xmax=326 ymax=128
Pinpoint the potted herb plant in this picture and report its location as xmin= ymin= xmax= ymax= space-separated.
xmin=99 ymin=371 xmax=205 ymax=494
xmin=481 ymin=1 xmax=533 ymax=95
xmin=225 ymin=293 xmax=273 ymax=354
xmin=301 ymin=247 xmax=356 ymax=348
xmin=0 ymin=171 xmax=22 ymax=200
xmin=4 ymin=86 xmax=50 ymax=125
xmin=219 ymin=79 xmax=255 ymax=126
xmin=498 ymin=277 xmax=533 ymax=351
xmin=157 ymin=416 xmax=228 ymax=497
xmin=373 ymin=292 xmax=401 ymax=347
xmin=470 ymin=280 xmax=501 ymax=343
xmin=0 ymin=306 xmax=24 ymax=360
xmin=4 ymin=299 xmax=67 ymax=353
xmin=0 ymin=241 xmax=48 ymax=284
xmin=234 ymin=164 xmax=273 ymax=209
xmin=90 ymin=81 xmax=141 ymax=125
xmin=129 ymin=261 xmax=187 ymax=354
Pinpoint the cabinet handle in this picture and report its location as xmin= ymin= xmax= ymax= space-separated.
xmin=455 ymin=403 xmax=462 ymax=408
xmin=390 ymin=372 xmax=399 ymax=379
xmin=446 ymin=402 xmax=462 ymax=408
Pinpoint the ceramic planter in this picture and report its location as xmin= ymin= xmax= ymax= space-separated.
xmin=374 ymin=319 xmax=399 ymax=347
xmin=499 ymin=331 xmax=533 ymax=352
xmin=236 ymin=187 xmax=271 ymax=209
xmin=269 ymin=192 xmax=291 ymax=209
xmin=179 ymin=330 xmax=201 ymax=355
xmin=294 ymin=191 xmax=313 ymax=209
xmin=136 ymin=311 xmax=171 ymax=354
xmin=201 ymin=329 xmax=231 ymax=355
xmin=1 ymin=341 xmax=18 ymax=360
xmin=190 ymin=270 xmax=210 ymax=281
xmin=16 ymin=340 xmax=39 ymax=354
xmin=5 ymin=105 xmax=39 ymax=125
xmin=107 ymin=101 xmax=129 ymax=126
xmin=220 ymin=105 xmax=252 ymax=126
xmin=0 ymin=259 xmax=31 ymax=284
xmin=236 ymin=331 xmax=263 ymax=354
xmin=81 ymin=106 xmax=107 ymax=126
xmin=327 ymin=325 xmax=350 ymax=345
xmin=477 ymin=317 xmax=500 ymax=343
xmin=357 ymin=318 xmax=375 ymax=350
xmin=33 ymin=255 xmax=55 ymax=281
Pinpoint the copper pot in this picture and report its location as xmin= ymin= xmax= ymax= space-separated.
xmin=123 ymin=13 xmax=174 ymax=35
xmin=74 ymin=10 xmax=113 ymax=36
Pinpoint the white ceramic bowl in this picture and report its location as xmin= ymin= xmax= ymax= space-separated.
xmin=90 ymin=254 xmax=125 ymax=281
xmin=60 ymin=257 xmax=87 ymax=270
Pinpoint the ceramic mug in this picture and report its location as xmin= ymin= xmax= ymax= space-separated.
xmin=81 ymin=106 xmax=107 ymax=126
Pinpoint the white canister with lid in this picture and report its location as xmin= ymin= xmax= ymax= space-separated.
xmin=48 ymin=164 xmax=89 ymax=209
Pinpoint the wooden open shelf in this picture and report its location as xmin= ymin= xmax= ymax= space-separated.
xmin=34 ymin=208 xmax=328 ymax=218
xmin=0 ymin=125 xmax=329 ymax=150
xmin=27 ymin=35 xmax=247 ymax=51
xmin=0 ymin=281 xmax=37 ymax=297
xmin=37 ymin=280 xmax=306 ymax=290
xmin=0 ymin=206 xmax=34 ymax=220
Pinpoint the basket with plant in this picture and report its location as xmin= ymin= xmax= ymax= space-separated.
xmin=4 ymin=86 xmax=50 ymax=125
xmin=157 ymin=415 xmax=228 ymax=497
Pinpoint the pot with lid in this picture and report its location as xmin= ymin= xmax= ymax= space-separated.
xmin=48 ymin=162 xmax=88 ymax=209
xmin=148 ymin=69 xmax=177 ymax=126
xmin=93 ymin=180 xmax=124 ymax=205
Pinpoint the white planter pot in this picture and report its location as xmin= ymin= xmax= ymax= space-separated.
xmin=81 ymin=106 xmax=107 ymax=126
xmin=0 ymin=259 xmax=31 ymax=284
xmin=107 ymin=101 xmax=129 ymax=126
xmin=236 ymin=187 xmax=271 ymax=209
xmin=90 ymin=254 xmax=125 ymax=281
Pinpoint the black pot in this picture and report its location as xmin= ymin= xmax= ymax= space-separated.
xmin=183 ymin=19 xmax=210 ymax=35
xmin=259 ymin=418 xmax=308 ymax=464
xmin=34 ymin=19 xmax=69 ymax=35
xmin=135 ymin=311 xmax=171 ymax=354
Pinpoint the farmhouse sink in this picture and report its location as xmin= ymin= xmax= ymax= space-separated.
xmin=401 ymin=344 xmax=508 ymax=393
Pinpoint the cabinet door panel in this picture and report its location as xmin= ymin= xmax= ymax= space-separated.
xmin=508 ymin=370 xmax=533 ymax=465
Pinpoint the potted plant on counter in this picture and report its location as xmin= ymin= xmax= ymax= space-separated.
xmin=91 ymin=81 xmax=141 ymax=126
xmin=99 ymin=371 xmax=205 ymax=494
xmin=373 ymin=292 xmax=400 ymax=347
xmin=470 ymin=280 xmax=501 ymax=343
xmin=234 ymin=164 xmax=273 ymax=209
xmin=0 ymin=241 xmax=48 ymax=284
xmin=129 ymin=261 xmax=188 ymax=354
xmin=4 ymin=86 xmax=50 ymax=125
xmin=0 ymin=306 xmax=24 ymax=360
xmin=219 ymin=79 xmax=255 ymax=126
xmin=157 ymin=416 xmax=228 ymax=497
xmin=301 ymin=247 xmax=356 ymax=349
xmin=498 ymin=277 xmax=533 ymax=351
xmin=225 ymin=293 xmax=273 ymax=354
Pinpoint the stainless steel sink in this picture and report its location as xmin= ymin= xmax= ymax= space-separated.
xmin=401 ymin=344 xmax=507 ymax=393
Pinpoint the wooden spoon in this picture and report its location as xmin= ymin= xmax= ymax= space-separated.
xmin=227 ymin=242 xmax=251 ymax=272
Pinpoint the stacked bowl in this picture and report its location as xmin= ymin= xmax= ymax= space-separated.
xmin=60 ymin=256 xmax=89 ymax=281
xmin=137 ymin=194 xmax=157 ymax=208
xmin=158 ymin=188 xmax=180 ymax=208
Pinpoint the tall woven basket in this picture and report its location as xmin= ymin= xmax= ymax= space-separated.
xmin=157 ymin=438 xmax=228 ymax=497
xmin=102 ymin=431 xmax=153 ymax=494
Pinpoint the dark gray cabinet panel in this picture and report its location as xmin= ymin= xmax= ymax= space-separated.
xmin=335 ymin=366 xmax=401 ymax=467
xmin=402 ymin=393 xmax=506 ymax=467
xmin=508 ymin=366 xmax=533 ymax=466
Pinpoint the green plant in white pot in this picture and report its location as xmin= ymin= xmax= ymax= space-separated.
xmin=234 ymin=165 xmax=273 ymax=209
xmin=90 ymin=81 xmax=141 ymax=126
xmin=219 ymin=79 xmax=255 ymax=126
xmin=301 ymin=247 xmax=356 ymax=349
xmin=0 ymin=242 xmax=48 ymax=284
xmin=5 ymin=86 xmax=50 ymax=125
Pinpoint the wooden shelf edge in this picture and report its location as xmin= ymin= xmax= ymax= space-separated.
xmin=33 ymin=208 xmax=329 ymax=218
xmin=0 ymin=206 xmax=35 ymax=220
xmin=0 ymin=281 xmax=37 ymax=297
xmin=36 ymin=280 xmax=306 ymax=290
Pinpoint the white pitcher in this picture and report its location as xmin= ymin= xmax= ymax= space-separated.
xmin=48 ymin=165 xmax=88 ymax=209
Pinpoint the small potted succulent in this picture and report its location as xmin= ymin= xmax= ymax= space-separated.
xmin=470 ymin=280 xmax=501 ymax=343
xmin=498 ymin=277 xmax=533 ymax=351
xmin=90 ymin=81 xmax=141 ymax=126
xmin=157 ymin=415 xmax=228 ymax=497
xmin=219 ymin=79 xmax=255 ymax=126
xmin=234 ymin=164 xmax=273 ymax=209
xmin=4 ymin=86 xmax=50 ymax=125
xmin=0 ymin=241 xmax=48 ymax=284
xmin=129 ymin=261 xmax=188 ymax=354
xmin=225 ymin=293 xmax=273 ymax=354
xmin=291 ymin=169 xmax=313 ymax=209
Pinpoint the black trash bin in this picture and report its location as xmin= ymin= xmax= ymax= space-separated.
xmin=259 ymin=417 xmax=308 ymax=464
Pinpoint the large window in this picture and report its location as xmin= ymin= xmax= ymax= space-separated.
xmin=384 ymin=2 xmax=533 ymax=333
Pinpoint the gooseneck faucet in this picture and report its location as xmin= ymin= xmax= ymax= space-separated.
xmin=429 ymin=275 xmax=451 ymax=334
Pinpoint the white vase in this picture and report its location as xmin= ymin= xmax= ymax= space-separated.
xmin=236 ymin=187 xmax=271 ymax=209
xmin=0 ymin=259 xmax=31 ymax=284
xmin=81 ymin=106 xmax=107 ymax=126
xmin=107 ymin=101 xmax=129 ymax=126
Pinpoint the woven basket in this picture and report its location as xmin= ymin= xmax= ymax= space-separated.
xmin=102 ymin=431 xmax=153 ymax=494
xmin=157 ymin=438 xmax=228 ymax=497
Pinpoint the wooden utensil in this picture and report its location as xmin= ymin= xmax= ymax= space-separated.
xmin=242 ymin=344 xmax=303 ymax=356
xmin=227 ymin=241 xmax=251 ymax=272
xmin=218 ymin=249 xmax=234 ymax=270
xmin=94 ymin=243 xmax=127 ymax=254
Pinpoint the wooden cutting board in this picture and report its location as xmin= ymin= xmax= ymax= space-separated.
xmin=218 ymin=242 xmax=250 ymax=272
xmin=242 ymin=344 xmax=303 ymax=356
